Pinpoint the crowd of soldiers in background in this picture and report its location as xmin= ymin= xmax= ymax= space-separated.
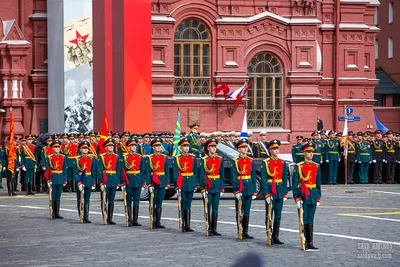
xmin=1 ymin=128 xmax=399 ymax=196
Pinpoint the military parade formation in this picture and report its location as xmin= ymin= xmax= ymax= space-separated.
xmin=1 ymin=124 xmax=400 ymax=252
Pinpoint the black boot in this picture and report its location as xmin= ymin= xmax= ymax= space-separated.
xmin=127 ymin=206 xmax=133 ymax=227
xmin=51 ymin=200 xmax=55 ymax=219
xmin=156 ymin=207 xmax=165 ymax=228
xmin=306 ymin=224 xmax=319 ymax=251
xmin=11 ymin=182 xmax=16 ymax=196
xmin=25 ymin=183 xmax=29 ymax=195
xmin=212 ymin=214 xmax=221 ymax=236
xmin=208 ymin=213 xmax=214 ymax=236
xmin=242 ymin=216 xmax=253 ymax=239
xmin=181 ymin=210 xmax=186 ymax=232
xmin=84 ymin=204 xmax=91 ymax=223
xmin=272 ymin=221 xmax=284 ymax=244
xmin=132 ymin=206 xmax=141 ymax=226
xmin=55 ymin=201 xmax=64 ymax=219
xmin=107 ymin=203 xmax=116 ymax=225
xmin=29 ymin=182 xmax=35 ymax=195
xmin=77 ymin=203 xmax=81 ymax=220
xmin=186 ymin=210 xmax=194 ymax=232
xmin=152 ymin=208 xmax=157 ymax=229
xmin=7 ymin=182 xmax=12 ymax=196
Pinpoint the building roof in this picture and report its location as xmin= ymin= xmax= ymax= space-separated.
xmin=375 ymin=68 xmax=400 ymax=95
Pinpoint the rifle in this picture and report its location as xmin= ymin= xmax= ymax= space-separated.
xmin=266 ymin=201 xmax=272 ymax=245
xmin=123 ymin=189 xmax=128 ymax=227
xmin=203 ymin=194 xmax=209 ymax=236
xmin=79 ymin=189 xmax=84 ymax=223
xmin=177 ymin=191 xmax=182 ymax=232
xmin=48 ymin=186 xmax=53 ymax=220
xmin=101 ymin=189 xmax=107 ymax=225
xmin=298 ymin=204 xmax=306 ymax=250
xmin=149 ymin=190 xmax=154 ymax=229
xmin=237 ymin=198 xmax=243 ymax=240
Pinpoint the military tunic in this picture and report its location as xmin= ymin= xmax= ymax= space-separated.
xmin=292 ymin=143 xmax=304 ymax=163
xmin=173 ymin=153 xmax=198 ymax=211
xmin=99 ymin=153 xmax=122 ymax=204
xmin=385 ymin=140 xmax=396 ymax=183
xmin=347 ymin=141 xmax=357 ymax=184
xmin=45 ymin=154 xmax=68 ymax=201
xmin=372 ymin=139 xmax=386 ymax=183
xmin=188 ymin=132 xmax=200 ymax=157
xmin=258 ymin=141 xmax=269 ymax=158
xmin=75 ymin=155 xmax=97 ymax=204
xmin=356 ymin=141 xmax=372 ymax=184
xmin=20 ymin=144 xmax=38 ymax=183
xmin=123 ymin=153 xmax=147 ymax=206
xmin=147 ymin=153 xmax=169 ymax=208
xmin=326 ymin=138 xmax=341 ymax=184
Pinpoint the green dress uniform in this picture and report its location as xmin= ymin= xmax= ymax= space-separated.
xmin=385 ymin=135 xmax=396 ymax=184
xmin=258 ymin=140 xmax=269 ymax=158
xmin=20 ymin=137 xmax=38 ymax=195
xmin=292 ymin=144 xmax=321 ymax=251
xmin=311 ymin=139 xmax=325 ymax=164
xmin=357 ymin=139 xmax=372 ymax=184
xmin=65 ymin=139 xmax=79 ymax=193
xmin=261 ymin=140 xmax=288 ymax=244
xmin=122 ymin=138 xmax=147 ymax=226
xmin=198 ymin=138 xmax=224 ymax=236
xmin=347 ymin=139 xmax=357 ymax=184
xmin=173 ymin=140 xmax=198 ymax=232
xmin=44 ymin=141 xmax=68 ymax=219
xmin=372 ymin=135 xmax=386 ymax=184
xmin=188 ymin=132 xmax=200 ymax=157
xmin=230 ymin=139 xmax=257 ymax=239
xmin=292 ymin=143 xmax=304 ymax=163
xmin=326 ymin=137 xmax=341 ymax=184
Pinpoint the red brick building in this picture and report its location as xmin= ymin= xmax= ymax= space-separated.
xmin=0 ymin=0 xmax=382 ymax=152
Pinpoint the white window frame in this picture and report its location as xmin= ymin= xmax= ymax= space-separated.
xmin=388 ymin=37 xmax=393 ymax=59
xmin=376 ymin=40 xmax=379 ymax=60
xmin=389 ymin=2 xmax=394 ymax=24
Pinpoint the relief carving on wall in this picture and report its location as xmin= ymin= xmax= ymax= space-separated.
xmin=293 ymin=0 xmax=317 ymax=16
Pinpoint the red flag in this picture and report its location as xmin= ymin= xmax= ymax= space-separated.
xmin=300 ymin=180 xmax=310 ymax=200
xmin=176 ymin=171 xmax=183 ymax=188
xmin=205 ymin=175 xmax=213 ymax=191
xmin=7 ymin=109 xmax=16 ymax=177
xmin=98 ymin=110 xmax=109 ymax=155
xmin=238 ymin=175 xmax=244 ymax=192
xmin=213 ymin=80 xmax=230 ymax=95
xmin=271 ymin=178 xmax=277 ymax=196
xmin=152 ymin=172 xmax=161 ymax=185
xmin=121 ymin=169 xmax=130 ymax=185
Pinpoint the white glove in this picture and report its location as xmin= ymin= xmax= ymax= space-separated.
xmin=369 ymin=161 xmax=372 ymax=164
xmin=176 ymin=188 xmax=181 ymax=195
xmin=320 ymin=161 xmax=323 ymax=164
xmin=48 ymin=182 xmax=52 ymax=187
xmin=220 ymin=192 xmax=224 ymax=197
xmin=265 ymin=196 xmax=271 ymax=204
xmin=22 ymin=167 xmax=27 ymax=171
xmin=355 ymin=160 xmax=357 ymax=163
xmin=317 ymin=201 xmax=321 ymax=207
xmin=372 ymin=160 xmax=376 ymax=163
xmin=165 ymin=186 xmax=169 ymax=190
xmin=252 ymin=195 xmax=257 ymax=200
xmin=91 ymin=186 xmax=95 ymax=190
xmin=148 ymin=186 xmax=154 ymax=193
xmin=202 ymin=191 xmax=208 ymax=199
xmin=194 ymin=189 xmax=197 ymax=193
xmin=325 ymin=160 xmax=329 ymax=163
xmin=296 ymin=200 xmax=303 ymax=209
xmin=338 ymin=159 xmax=341 ymax=162
xmin=63 ymin=183 xmax=66 ymax=187
xmin=141 ymin=187 xmax=145 ymax=191
xmin=16 ymin=168 xmax=20 ymax=172
xmin=101 ymin=184 xmax=106 ymax=191
xmin=283 ymin=197 xmax=287 ymax=202
xmin=2 ymin=167 xmax=5 ymax=171
xmin=235 ymin=193 xmax=242 ymax=200
xmin=383 ymin=160 xmax=387 ymax=163
xmin=121 ymin=186 xmax=126 ymax=192
xmin=358 ymin=161 xmax=362 ymax=164
xmin=78 ymin=184 xmax=83 ymax=192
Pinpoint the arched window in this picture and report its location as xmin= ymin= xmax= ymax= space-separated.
xmin=247 ymin=53 xmax=283 ymax=128
xmin=174 ymin=19 xmax=211 ymax=95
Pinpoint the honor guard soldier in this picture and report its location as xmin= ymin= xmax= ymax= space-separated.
xmin=122 ymin=137 xmax=147 ymax=227
xmin=99 ymin=138 xmax=123 ymax=225
xmin=188 ymin=123 xmax=200 ymax=157
xmin=119 ymin=131 xmax=131 ymax=157
xmin=44 ymin=140 xmax=68 ymax=219
xmin=258 ymin=131 xmax=269 ymax=158
xmin=357 ymin=132 xmax=373 ymax=184
xmin=385 ymin=131 xmax=396 ymax=184
xmin=261 ymin=139 xmax=288 ymax=244
xmin=347 ymin=132 xmax=357 ymax=184
xmin=75 ymin=141 xmax=97 ymax=223
xmin=65 ymin=134 xmax=79 ymax=192
xmin=326 ymin=131 xmax=341 ymax=184
xmin=311 ymin=132 xmax=324 ymax=165
xmin=60 ymin=133 xmax=69 ymax=154
xmin=199 ymin=138 xmax=224 ymax=236
xmin=292 ymin=143 xmax=322 ymax=251
xmin=4 ymin=137 xmax=20 ymax=196
xmin=140 ymin=133 xmax=152 ymax=155
xmin=20 ymin=134 xmax=38 ymax=195
xmin=292 ymin=136 xmax=304 ymax=163
xmin=372 ymin=130 xmax=386 ymax=184
xmin=173 ymin=138 xmax=198 ymax=232
xmin=231 ymin=138 xmax=257 ymax=239
xmin=147 ymin=138 xmax=170 ymax=229
xmin=199 ymin=133 xmax=207 ymax=155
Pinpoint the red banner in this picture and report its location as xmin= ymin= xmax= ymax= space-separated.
xmin=7 ymin=110 xmax=16 ymax=176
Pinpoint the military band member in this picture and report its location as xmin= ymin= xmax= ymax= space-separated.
xmin=372 ymin=130 xmax=386 ymax=184
xmin=75 ymin=141 xmax=97 ymax=223
xmin=173 ymin=138 xmax=198 ymax=232
xmin=385 ymin=131 xmax=396 ymax=184
xmin=147 ymin=138 xmax=170 ymax=229
xmin=292 ymin=143 xmax=321 ymax=251
xmin=188 ymin=123 xmax=200 ymax=157
xmin=258 ymin=131 xmax=269 ymax=158
xmin=292 ymin=136 xmax=304 ymax=163
xmin=231 ymin=138 xmax=257 ymax=239
xmin=357 ymin=132 xmax=372 ymax=184
xmin=261 ymin=139 xmax=287 ymax=244
xmin=44 ymin=140 xmax=68 ymax=219
xmin=20 ymin=134 xmax=38 ymax=195
xmin=326 ymin=131 xmax=341 ymax=185
xmin=99 ymin=138 xmax=123 ymax=225
xmin=199 ymin=138 xmax=224 ymax=236
xmin=122 ymin=137 xmax=147 ymax=227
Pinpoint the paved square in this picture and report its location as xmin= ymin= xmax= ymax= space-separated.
xmin=0 ymin=184 xmax=399 ymax=266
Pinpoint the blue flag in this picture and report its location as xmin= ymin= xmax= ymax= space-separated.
xmin=172 ymin=109 xmax=181 ymax=156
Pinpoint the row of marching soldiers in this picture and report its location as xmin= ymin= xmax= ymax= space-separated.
xmin=292 ymin=130 xmax=400 ymax=185
xmin=15 ymin=126 xmax=319 ymax=252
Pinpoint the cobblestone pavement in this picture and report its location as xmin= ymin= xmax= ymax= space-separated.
xmin=0 ymin=184 xmax=399 ymax=267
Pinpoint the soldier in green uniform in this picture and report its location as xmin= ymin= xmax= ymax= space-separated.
xmin=199 ymin=138 xmax=225 ymax=236
xmin=372 ymin=130 xmax=386 ymax=184
xmin=326 ymin=131 xmax=341 ymax=184
xmin=188 ymin=123 xmax=200 ymax=157
xmin=4 ymin=137 xmax=20 ymax=196
xmin=99 ymin=138 xmax=123 ymax=225
xmin=44 ymin=140 xmax=68 ymax=219
xmin=230 ymin=138 xmax=257 ymax=239
xmin=147 ymin=138 xmax=170 ymax=228
xmin=357 ymin=132 xmax=372 ymax=184
xmin=347 ymin=132 xmax=357 ymax=184
xmin=292 ymin=143 xmax=321 ymax=251
xmin=311 ymin=132 xmax=324 ymax=165
xmin=173 ymin=138 xmax=198 ymax=232
xmin=121 ymin=137 xmax=147 ymax=226
xmin=385 ymin=131 xmax=397 ymax=184
xmin=0 ymin=145 xmax=4 ymax=189
xmin=20 ymin=134 xmax=38 ymax=195
xmin=261 ymin=139 xmax=288 ymax=244
xmin=258 ymin=131 xmax=269 ymax=158
xmin=292 ymin=136 xmax=304 ymax=163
